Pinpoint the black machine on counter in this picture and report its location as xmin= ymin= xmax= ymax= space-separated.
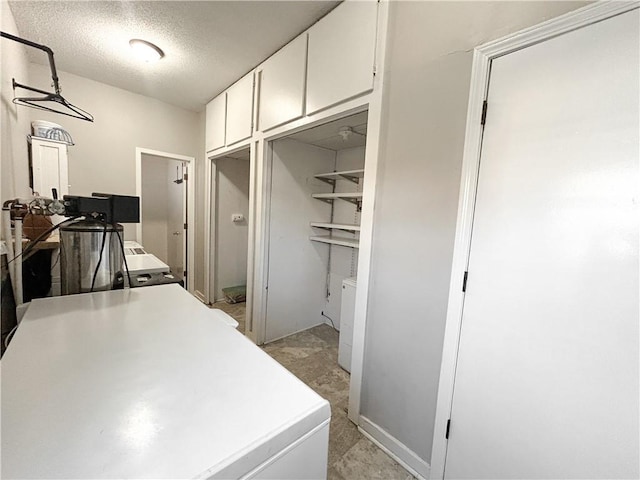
xmin=57 ymin=194 xmax=139 ymax=295
xmin=23 ymin=192 xmax=140 ymax=295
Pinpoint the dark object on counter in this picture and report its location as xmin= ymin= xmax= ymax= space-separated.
xmin=63 ymin=193 xmax=139 ymax=223
xmin=22 ymin=213 xmax=53 ymax=241
xmin=130 ymin=272 xmax=184 ymax=289
xmin=22 ymin=249 xmax=52 ymax=302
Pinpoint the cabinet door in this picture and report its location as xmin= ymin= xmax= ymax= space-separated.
xmin=226 ymin=72 xmax=254 ymax=146
xmin=306 ymin=1 xmax=378 ymax=115
xmin=30 ymin=138 xmax=68 ymax=198
xmin=258 ymin=34 xmax=307 ymax=132
xmin=205 ymin=94 xmax=226 ymax=152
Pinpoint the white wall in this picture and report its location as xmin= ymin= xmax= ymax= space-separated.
xmin=26 ymin=64 xmax=202 ymax=237
xmin=359 ymin=0 xmax=590 ymax=469
xmin=265 ymin=139 xmax=335 ymax=342
xmin=140 ymin=154 xmax=170 ymax=263
xmin=1 ymin=0 xmax=32 ymax=204
xmin=214 ymin=156 xmax=250 ymax=300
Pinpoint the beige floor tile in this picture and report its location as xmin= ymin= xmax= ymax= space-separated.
xmin=334 ymin=438 xmax=416 ymax=480
xmin=210 ymin=300 xmax=246 ymax=332
xmin=215 ymin=304 xmax=414 ymax=480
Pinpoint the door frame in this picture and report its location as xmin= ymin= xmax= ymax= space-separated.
xmin=429 ymin=2 xmax=639 ymax=478
xmin=206 ymin=144 xmax=253 ymax=306
xmin=135 ymin=147 xmax=196 ymax=292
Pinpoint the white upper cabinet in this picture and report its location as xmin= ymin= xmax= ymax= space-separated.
xmin=206 ymin=93 xmax=226 ymax=152
xmin=226 ymin=72 xmax=255 ymax=146
xmin=257 ymin=34 xmax=308 ymax=132
xmin=306 ymin=1 xmax=378 ymax=115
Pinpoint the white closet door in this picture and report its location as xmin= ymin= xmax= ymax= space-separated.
xmin=205 ymin=94 xmax=226 ymax=152
xmin=306 ymin=1 xmax=377 ymax=115
xmin=258 ymin=34 xmax=307 ymax=132
xmin=226 ymin=72 xmax=254 ymax=146
xmin=30 ymin=138 xmax=68 ymax=197
xmin=445 ymin=10 xmax=639 ymax=480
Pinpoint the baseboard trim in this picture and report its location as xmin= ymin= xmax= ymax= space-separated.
xmin=358 ymin=416 xmax=430 ymax=480
xmin=194 ymin=290 xmax=207 ymax=303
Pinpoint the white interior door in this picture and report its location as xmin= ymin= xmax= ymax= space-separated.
xmin=167 ymin=162 xmax=186 ymax=282
xmin=445 ymin=10 xmax=639 ymax=479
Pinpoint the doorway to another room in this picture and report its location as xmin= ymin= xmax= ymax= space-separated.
xmin=136 ymin=148 xmax=195 ymax=290
xmin=209 ymin=147 xmax=251 ymax=333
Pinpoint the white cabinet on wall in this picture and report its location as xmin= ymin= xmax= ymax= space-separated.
xmin=306 ymin=1 xmax=378 ymax=115
xmin=258 ymin=34 xmax=308 ymax=132
xmin=29 ymin=137 xmax=69 ymax=198
xmin=226 ymin=72 xmax=254 ymax=146
xmin=206 ymin=94 xmax=226 ymax=152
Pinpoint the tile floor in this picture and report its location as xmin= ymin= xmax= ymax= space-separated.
xmin=210 ymin=301 xmax=415 ymax=480
xmin=211 ymin=300 xmax=246 ymax=332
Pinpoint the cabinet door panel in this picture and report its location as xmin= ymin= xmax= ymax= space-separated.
xmin=226 ymin=72 xmax=254 ymax=146
xmin=306 ymin=1 xmax=377 ymax=115
xmin=258 ymin=34 xmax=307 ymax=132
xmin=205 ymin=94 xmax=226 ymax=152
xmin=30 ymin=138 xmax=68 ymax=197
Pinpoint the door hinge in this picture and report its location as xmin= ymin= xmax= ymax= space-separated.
xmin=446 ymin=419 xmax=451 ymax=439
xmin=184 ymin=222 xmax=187 ymax=229
xmin=183 ymin=173 xmax=188 ymax=181
xmin=481 ymin=100 xmax=488 ymax=126
xmin=462 ymin=271 xmax=468 ymax=292
xmin=373 ymin=64 xmax=377 ymax=77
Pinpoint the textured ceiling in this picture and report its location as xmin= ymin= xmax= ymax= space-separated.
xmin=8 ymin=1 xmax=339 ymax=112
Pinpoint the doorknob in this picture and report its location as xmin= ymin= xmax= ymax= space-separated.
xmin=172 ymin=231 xmax=181 ymax=236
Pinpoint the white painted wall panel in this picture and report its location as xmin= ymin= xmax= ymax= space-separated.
xmin=360 ymin=0 xmax=591 ymax=468
xmin=258 ymin=35 xmax=308 ymax=132
xmin=206 ymin=94 xmax=226 ymax=152
xmin=141 ymin=155 xmax=170 ymax=263
xmin=226 ymin=72 xmax=254 ymax=146
xmin=306 ymin=1 xmax=377 ymax=115
xmin=265 ymin=139 xmax=335 ymax=342
xmin=215 ymin=157 xmax=250 ymax=301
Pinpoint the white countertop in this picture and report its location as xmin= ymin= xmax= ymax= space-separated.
xmin=1 ymin=285 xmax=330 ymax=479
xmin=125 ymin=253 xmax=171 ymax=275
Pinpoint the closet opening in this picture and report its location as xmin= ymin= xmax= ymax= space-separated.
xmin=263 ymin=110 xmax=368 ymax=377
xmin=209 ymin=147 xmax=251 ymax=333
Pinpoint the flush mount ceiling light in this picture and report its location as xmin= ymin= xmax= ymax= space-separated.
xmin=129 ymin=39 xmax=164 ymax=62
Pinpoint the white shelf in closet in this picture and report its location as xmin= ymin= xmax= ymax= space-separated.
xmin=311 ymin=192 xmax=362 ymax=200
xmin=310 ymin=222 xmax=361 ymax=232
xmin=314 ymin=169 xmax=365 ymax=184
xmin=310 ymin=235 xmax=359 ymax=249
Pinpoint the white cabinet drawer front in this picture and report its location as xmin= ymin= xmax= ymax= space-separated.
xmin=226 ymin=71 xmax=254 ymax=146
xmin=258 ymin=34 xmax=308 ymax=132
xmin=205 ymin=94 xmax=226 ymax=152
xmin=306 ymin=1 xmax=377 ymax=115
